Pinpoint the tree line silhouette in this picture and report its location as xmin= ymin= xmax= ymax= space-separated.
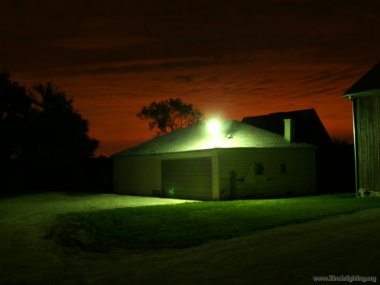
xmin=0 ymin=72 xmax=111 ymax=193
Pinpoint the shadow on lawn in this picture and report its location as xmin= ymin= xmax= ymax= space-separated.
xmin=46 ymin=195 xmax=380 ymax=253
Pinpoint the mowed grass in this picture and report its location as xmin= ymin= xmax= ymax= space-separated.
xmin=47 ymin=194 xmax=380 ymax=252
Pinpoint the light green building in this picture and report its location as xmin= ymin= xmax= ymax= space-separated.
xmin=113 ymin=120 xmax=316 ymax=200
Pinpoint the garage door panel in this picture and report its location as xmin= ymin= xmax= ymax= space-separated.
xmin=162 ymin=157 xmax=212 ymax=200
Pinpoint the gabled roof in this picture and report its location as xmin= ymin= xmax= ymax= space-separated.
xmin=115 ymin=120 xmax=312 ymax=156
xmin=242 ymin=109 xmax=332 ymax=147
xmin=344 ymin=62 xmax=380 ymax=97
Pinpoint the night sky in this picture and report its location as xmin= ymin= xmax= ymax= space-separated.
xmin=1 ymin=0 xmax=379 ymax=156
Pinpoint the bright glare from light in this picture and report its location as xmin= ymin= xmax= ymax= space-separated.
xmin=207 ymin=118 xmax=222 ymax=137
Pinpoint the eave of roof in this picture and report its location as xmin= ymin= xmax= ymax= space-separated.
xmin=344 ymin=62 xmax=380 ymax=97
xmin=343 ymin=88 xmax=380 ymax=99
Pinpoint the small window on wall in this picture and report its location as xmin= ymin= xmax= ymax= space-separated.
xmin=280 ymin=163 xmax=287 ymax=174
xmin=255 ymin=163 xmax=264 ymax=175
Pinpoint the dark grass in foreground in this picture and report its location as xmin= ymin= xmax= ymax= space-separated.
xmin=47 ymin=194 xmax=380 ymax=252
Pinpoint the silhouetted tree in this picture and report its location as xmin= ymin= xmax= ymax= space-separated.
xmin=137 ymin=98 xmax=203 ymax=135
xmin=23 ymin=82 xmax=99 ymax=165
xmin=0 ymin=76 xmax=99 ymax=165
xmin=0 ymin=73 xmax=101 ymax=192
xmin=0 ymin=72 xmax=31 ymax=162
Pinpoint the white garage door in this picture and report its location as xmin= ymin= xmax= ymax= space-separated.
xmin=161 ymin=157 xmax=212 ymax=200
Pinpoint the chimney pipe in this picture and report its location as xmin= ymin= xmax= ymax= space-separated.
xmin=283 ymin=118 xmax=295 ymax=143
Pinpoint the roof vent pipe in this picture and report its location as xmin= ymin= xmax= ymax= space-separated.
xmin=283 ymin=118 xmax=295 ymax=143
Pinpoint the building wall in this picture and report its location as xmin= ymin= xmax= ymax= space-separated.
xmin=114 ymin=147 xmax=316 ymax=200
xmin=355 ymin=94 xmax=380 ymax=192
xmin=217 ymin=148 xmax=316 ymax=199
xmin=161 ymin=157 xmax=213 ymax=200
xmin=113 ymin=155 xmax=161 ymax=196
xmin=113 ymin=150 xmax=216 ymax=199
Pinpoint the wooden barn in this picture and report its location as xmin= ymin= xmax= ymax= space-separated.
xmin=344 ymin=62 xmax=380 ymax=196
xmin=113 ymin=120 xmax=316 ymax=200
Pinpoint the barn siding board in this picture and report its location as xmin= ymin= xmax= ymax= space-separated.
xmin=162 ymin=157 xmax=213 ymax=200
xmin=355 ymin=94 xmax=380 ymax=191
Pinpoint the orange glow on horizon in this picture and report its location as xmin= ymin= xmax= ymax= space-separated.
xmin=16 ymin=56 xmax=363 ymax=156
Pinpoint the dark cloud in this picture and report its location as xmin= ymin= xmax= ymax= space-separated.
xmin=300 ymin=64 xmax=371 ymax=86
xmin=301 ymin=72 xmax=339 ymax=85
xmin=247 ymin=87 xmax=271 ymax=94
xmin=189 ymin=88 xmax=207 ymax=93
xmin=174 ymin=74 xmax=196 ymax=83
xmin=1 ymin=0 xmax=379 ymax=154
xmin=50 ymin=58 xmax=216 ymax=76
xmin=288 ymin=87 xmax=338 ymax=99
xmin=2 ymin=0 xmax=380 ymax=75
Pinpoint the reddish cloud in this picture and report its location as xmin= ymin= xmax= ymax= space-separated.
xmin=1 ymin=0 xmax=379 ymax=155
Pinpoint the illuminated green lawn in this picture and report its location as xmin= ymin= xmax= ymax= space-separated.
xmin=47 ymin=194 xmax=380 ymax=251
